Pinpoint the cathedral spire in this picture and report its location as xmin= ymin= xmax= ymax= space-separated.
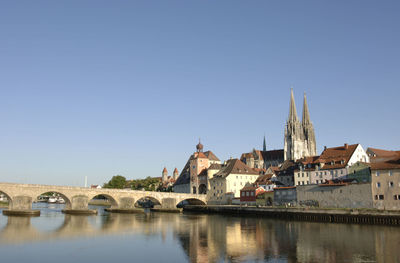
xmin=263 ymin=135 xmax=266 ymax=152
xmin=288 ymin=88 xmax=298 ymax=123
xmin=302 ymin=92 xmax=311 ymax=125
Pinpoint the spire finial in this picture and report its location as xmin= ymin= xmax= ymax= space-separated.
xmin=288 ymin=88 xmax=298 ymax=122
xmin=302 ymin=92 xmax=311 ymax=124
xmin=263 ymin=134 xmax=267 ymax=152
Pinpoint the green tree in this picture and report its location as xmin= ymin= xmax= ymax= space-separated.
xmin=103 ymin=175 xmax=127 ymax=189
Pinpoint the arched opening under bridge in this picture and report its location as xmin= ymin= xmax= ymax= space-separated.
xmin=34 ymin=191 xmax=72 ymax=210
xmin=176 ymin=198 xmax=206 ymax=208
xmin=135 ymin=196 xmax=161 ymax=208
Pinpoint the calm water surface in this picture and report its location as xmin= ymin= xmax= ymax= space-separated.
xmin=0 ymin=203 xmax=399 ymax=263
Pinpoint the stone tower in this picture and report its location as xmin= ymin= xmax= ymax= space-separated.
xmin=173 ymin=168 xmax=179 ymax=180
xmin=284 ymin=89 xmax=316 ymax=161
xmin=162 ymin=167 xmax=168 ymax=182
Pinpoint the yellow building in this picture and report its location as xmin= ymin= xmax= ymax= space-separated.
xmin=208 ymin=159 xmax=259 ymax=204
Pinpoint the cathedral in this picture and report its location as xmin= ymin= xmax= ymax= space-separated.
xmin=284 ymin=89 xmax=317 ymax=161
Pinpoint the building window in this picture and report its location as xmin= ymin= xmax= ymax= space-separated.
xmin=251 ymin=192 xmax=254 ymax=196
xmin=389 ymin=182 xmax=394 ymax=187
xmin=376 ymin=182 xmax=381 ymax=188
xmin=374 ymin=195 xmax=378 ymax=200
xmin=246 ymin=192 xmax=249 ymax=197
xmin=378 ymin=195 xmax=384 ymax=200
xmin=376 ymin=171 xmax=380 ymax=177
xmin=316 ymin=180 xmax=319 ymax=184
xmin=394 ymin=195 xmax=398 ymax=200
xmin=389 ymin=170 xmax=393 ymax=176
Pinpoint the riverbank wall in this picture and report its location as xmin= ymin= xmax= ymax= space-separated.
xmin=183 ymin=205 xmax=400 ymax=226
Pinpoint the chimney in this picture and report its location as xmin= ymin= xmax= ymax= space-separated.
xmin=324 ymin=146 xmax=327 ymax=150
xmin=344 ymin=143 xmax=348 ymax=150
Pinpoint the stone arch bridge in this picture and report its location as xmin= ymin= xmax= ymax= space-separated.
xmin=0 ymin=182 xmax=207 ymax=213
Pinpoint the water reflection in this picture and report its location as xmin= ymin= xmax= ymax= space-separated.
xmin=0 ymin=205 xmax=399 ymax=263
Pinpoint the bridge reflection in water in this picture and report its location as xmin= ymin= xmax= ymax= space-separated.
xmin=0 ymin=205 xmax=399 ymax=263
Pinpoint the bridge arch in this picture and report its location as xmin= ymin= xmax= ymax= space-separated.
xmin=35 ymin=191 xmax=72 ymax=209
xmin=0 ymin=190 xmax=12 ymax=209
xmin=135 ymin=196 xmax=161 ymax=208
xmin=176 ymin=198 xmax=206 ymax=208
xmin=88 ymin=193 xmax=118 ymax=208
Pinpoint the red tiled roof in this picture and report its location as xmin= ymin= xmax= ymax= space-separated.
xmin=196 ymin=152 xmax=208 ymax=159
xmin=316 ymin=144 xmax=359 ymax=169
xmin=367 ymin=148 xmax=400 ymax=163
xmin=204 ymin=150 xmax=220 ymax=161
xmin=370 ymin=158 xmax=400 ymax=170
xmin=241 ymin=186 xmax=258 ymax=191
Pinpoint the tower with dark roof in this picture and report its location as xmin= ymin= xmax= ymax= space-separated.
xmin=284 ymin=89 xmax=316 ymax=161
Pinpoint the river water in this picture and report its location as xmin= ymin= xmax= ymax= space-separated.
xmin=0 ymin=203 xmax=399 ymax=263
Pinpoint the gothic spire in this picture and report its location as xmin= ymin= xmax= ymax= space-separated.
xmin=302 ymin=92 xmax=311 ymax=125
xmin=288 ymin=88 xmax=298 ymax=123
xmin=263 ymin=135 xmax=266 ymax=152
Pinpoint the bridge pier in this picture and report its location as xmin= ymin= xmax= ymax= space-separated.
xmin=150 ymin=198 xmax=181 ymax=213
xmin=62 ymin=195 xmax=97 ymax=215
xmin=2 ymin=195 xmax=40 ymax=217
xmin=104 ymin=197 xmax=145 ymax=213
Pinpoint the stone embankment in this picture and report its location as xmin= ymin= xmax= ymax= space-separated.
xmin=183 ymin=205 xmax=400 ymax=226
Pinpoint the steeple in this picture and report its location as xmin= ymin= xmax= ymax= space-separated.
xmin=288 ymin=88 xmax=298 ymax=123
xmin=302 ymin=92 xmax=311 ymax=125
xmin=263 ymin=135 xmax=267 ymax=152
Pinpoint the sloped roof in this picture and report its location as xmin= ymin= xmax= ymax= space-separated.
xmin=370 ymin=157 xmax=400 ymax=170
xmin=278 ymin=160 xmax=297 ymax=176
xmin=240 ymin=149 xmax=284 ymax=162
xmin=173 ymin=156 xmax=192 ymax=186
xmin=255 ymin=174 xmax=273 ymax=184
xmin=261 ymin=149 xmax=284 ymax=161
xmin=208 ymin=163 xmax=222 ymax=170
xmin=214 ymin=159 xmax=259 ymax=178
xmin=316 ymin=144 xmax=358 ymax=169
xmin=367 ymin=148 xmax=400 ymax=163
xmin=196 ymin=152 xmax=208 ymax=159
xmin=204 ymin=151 xmax=220 ymax=161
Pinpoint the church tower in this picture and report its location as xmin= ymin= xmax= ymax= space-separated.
xmin=284 ymin=89 xmax=316 ymax=160
xmin=302 ymin=92 xmax=317 ymax=157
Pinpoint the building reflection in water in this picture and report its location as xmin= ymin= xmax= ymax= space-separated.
xmin=0 ymin=209 xmax=399 ymax=263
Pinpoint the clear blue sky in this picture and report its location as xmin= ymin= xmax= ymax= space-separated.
xmin=0 ymin=1 xmax=399 ymax=186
